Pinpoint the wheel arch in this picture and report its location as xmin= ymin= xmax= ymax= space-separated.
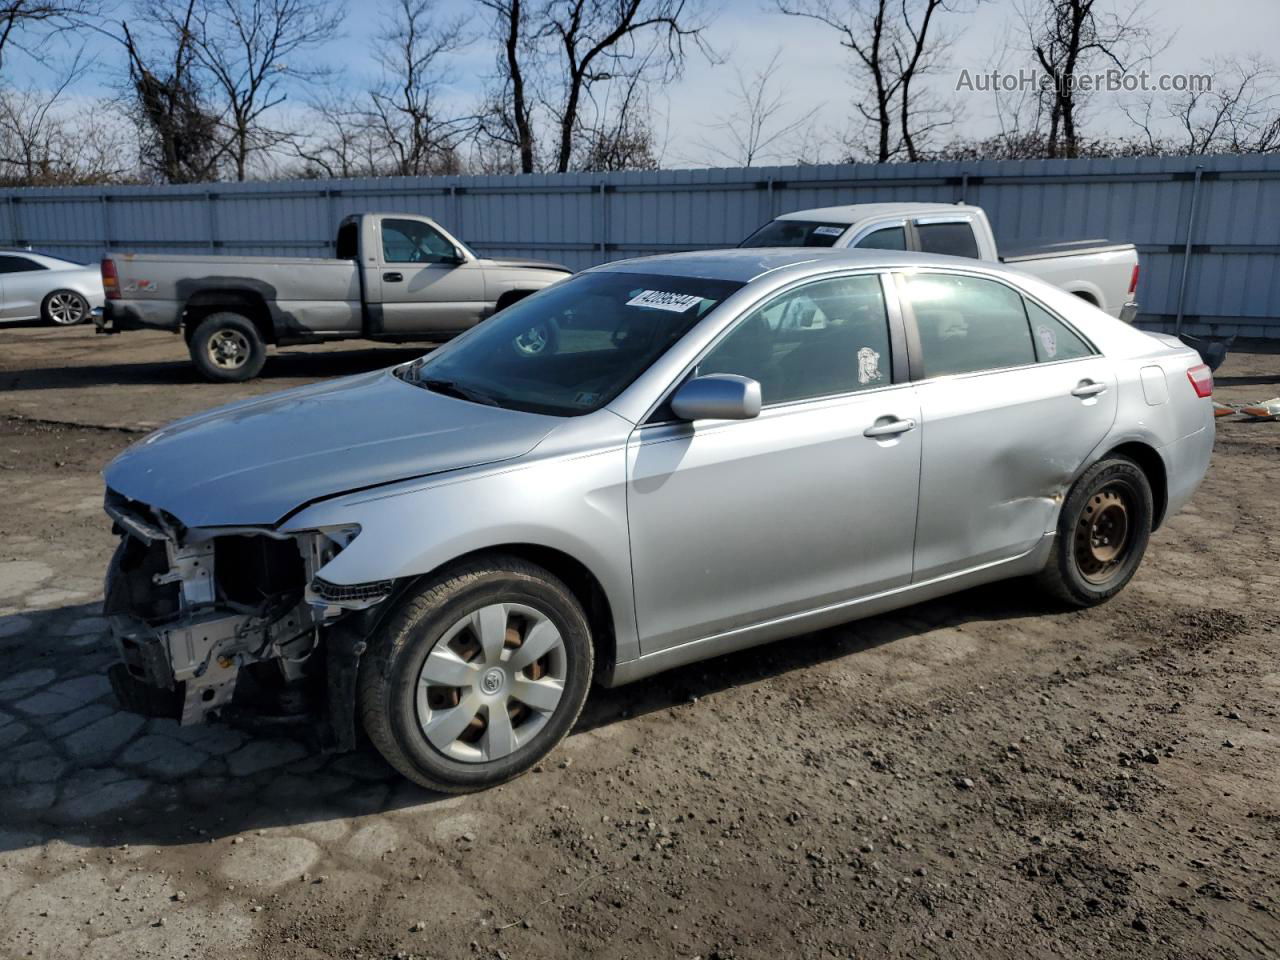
xmin=1101 ymin=440 xmax=1169 ymax=530
xmin=182 ymin=288 xmax=275 ymax=344
xmin=494 ymin=289 xmax=535 ymax=313
xmin=383 ymin=543 xmax=619 ymax=684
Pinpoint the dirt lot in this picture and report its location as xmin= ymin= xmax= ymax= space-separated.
xmin=0 ymin=322 xmax=1277 ymax=960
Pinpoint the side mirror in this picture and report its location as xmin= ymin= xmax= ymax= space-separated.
xmin=670 ymin=374 xmax=762 ymax=422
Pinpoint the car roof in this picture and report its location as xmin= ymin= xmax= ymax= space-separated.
xmin=775 ymin=202 xmax=980 ymax=223
xmin=590 ymin=246 xmax=995 ymax=284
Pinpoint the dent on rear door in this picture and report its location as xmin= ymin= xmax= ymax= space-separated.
xmin=911 ymin=357 xmax=1119 ymax=581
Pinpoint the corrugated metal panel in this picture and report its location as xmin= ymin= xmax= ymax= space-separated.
xmin=2 ymin=155 xmax=1278 ymax=335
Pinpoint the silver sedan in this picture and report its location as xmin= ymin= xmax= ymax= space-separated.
xmin=100 ymin=248 xmax=1214 ymax=792
xmin=0 ymin=250 xmax=104 ymax=325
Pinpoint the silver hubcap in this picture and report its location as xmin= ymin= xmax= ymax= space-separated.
xmin=208 ymin=329 xmax=250 ymax=369
xmin=415 ymin=602 xmax=566 ymax=763
xmin=48 ymin=292 xmax=85 ymax=325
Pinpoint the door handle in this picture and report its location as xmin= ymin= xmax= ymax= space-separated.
xmin=1071 ymin=380 xmax=1107 ymax=398
xmin=863 ymin=417 xmax=916 ymax=439
xmin=383 ymin=272 xmax=403 ymax=282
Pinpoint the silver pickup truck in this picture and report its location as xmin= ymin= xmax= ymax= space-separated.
xmin=96 ymin=212 xmax=571 ymax=381
xmin=741 ymin=202 xmax=1140 ymax=322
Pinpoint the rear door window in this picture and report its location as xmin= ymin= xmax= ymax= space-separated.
xmin=903 ymin=273 xmax=1035 ymax=377
xmin=854 ymin=226 xmax=907 ymax=250
xmin=915 ymin=221 xmax=981 ymax=259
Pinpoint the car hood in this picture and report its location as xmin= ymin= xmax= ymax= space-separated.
xmin=104 ymin=369 xmax=560 ymax=528
xmin=480 ymin=256 xmax=571 ymax=273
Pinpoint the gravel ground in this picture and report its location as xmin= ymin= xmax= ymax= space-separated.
xmin=0 ymin=322 xmax=1277 ymax=960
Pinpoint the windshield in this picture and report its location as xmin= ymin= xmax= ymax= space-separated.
xmin=739 ymin=219 xmax=849 ymax=248
xmin=400 ymin=271 xmax=744 ymax=416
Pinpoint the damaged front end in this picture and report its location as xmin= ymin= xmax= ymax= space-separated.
xmin=103 ymin=488 xmax=389 ymax=749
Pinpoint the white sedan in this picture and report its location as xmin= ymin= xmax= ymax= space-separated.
xmin=0 ymin=250 xmax=104 ymax=325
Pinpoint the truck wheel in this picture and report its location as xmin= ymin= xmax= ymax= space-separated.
xmin=358 ymin=555 xmax=593 ymax=793
xmin=1036 ymin=456 xmax=1153 ymax=608
xmin=43 ymin=289 xmax=90 ymax=325
xmin=188 ymin=312 xmax=266 ymax=382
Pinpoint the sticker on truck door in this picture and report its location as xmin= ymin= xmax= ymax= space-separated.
xmin=625 ymin=290 xmax=703 ymax=312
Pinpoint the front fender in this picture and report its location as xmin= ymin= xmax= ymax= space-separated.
xmin=282 ymin=442 xmax=640 ymax=666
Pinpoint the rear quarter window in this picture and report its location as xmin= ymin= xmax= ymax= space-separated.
xmin=915 ymin=222 xmax=981 ymax=259
xmin=1026 ymin=300 xmax=1094 ymax=362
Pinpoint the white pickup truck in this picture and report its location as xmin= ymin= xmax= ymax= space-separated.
xmin=741 ymin=202 xmax=1140 ymax=322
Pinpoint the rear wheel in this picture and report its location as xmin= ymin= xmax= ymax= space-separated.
xmin=1037 ymin=456 xmax=1153 ymax=607
xmin=358 ymin=556 xmax=593 ymax=793
xmin=43 ymin=289 xmax=89 ymax=325
xmin=188 ymin=312 xmax=267 ymax=382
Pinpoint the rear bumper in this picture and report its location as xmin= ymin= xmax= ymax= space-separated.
xmin=1119 ymin=301 xmax=1139 ymax=324
xmin=95 ymin=299 xmax=181 ymax=335
xmin=1161 ymin=421 xmax=1214 ymax=522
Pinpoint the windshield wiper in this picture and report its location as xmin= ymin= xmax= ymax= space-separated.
xmin=418 ymin=377 xmax=500 ymax=407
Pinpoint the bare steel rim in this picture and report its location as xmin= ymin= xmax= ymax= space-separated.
xmin=207 ymin=328 xmax=250 ymax=369
xmin=47 ymin=291 xmax=87 ymax=325
xmin=1073 ymin=483 xmax=1133 ymax=584
xmin=414 ymin=602 xmax=567 ymax=763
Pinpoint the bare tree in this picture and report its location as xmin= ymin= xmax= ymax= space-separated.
xmin=538 ymin=0 xmax=713 ymax=173
xmin=691 ymin=48 xmax=821 ymax=166
xmin=0 ymin=51 xmax=137 ymax=184
xmin=1121 ymin=55 xmax=1280 ymax=157
xmin=193 ymin=0 xmax=341 ymax=180
xmin=776 ymin=0 xmax=959 ymax=162
xmin=121 ymin=2 xmax=225 ymax=183
xmin=477 ymin=0 xmax=537 ymax=173
xmin=0 ymin=0 xmax=101 ymax=69
xmin=289 ymin=95 xmax=381 ymax=178
xmin=572 ymin=66 xmax=659 ymax=170
xmin=367 ymin=0 xmax=471 ymax=177
xmin=1018 ymin=0 xmax=1159 ymax=158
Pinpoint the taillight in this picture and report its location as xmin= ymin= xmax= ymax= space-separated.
xmin=100 ymin=258 xmax=119 ymax=300
xmin=1128 ymin=264 xmax=1140 ymax=295
xmin=1186 ymin=363 xmax=1213 ymax=398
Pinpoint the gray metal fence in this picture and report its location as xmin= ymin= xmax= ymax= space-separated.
xmin=3 ymin=154 xmax=1279 ymax=338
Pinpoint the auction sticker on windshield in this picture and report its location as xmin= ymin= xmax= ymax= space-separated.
xmin=626 ymin=290 xmax=703 ymax=312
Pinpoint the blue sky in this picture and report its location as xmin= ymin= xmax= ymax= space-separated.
xmin=9 ymin=0 xmax=1280 ymax=168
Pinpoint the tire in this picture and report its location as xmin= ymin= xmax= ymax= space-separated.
xmin=42 ymin=289 xmax=90 ymax=326
xmin=1037 ymin=455 xmax=1154 ymax=607
xmin=188 ymin=312 xmax=267 ymax=382
xmin=358 ymin=555 xmax=593 ymax=793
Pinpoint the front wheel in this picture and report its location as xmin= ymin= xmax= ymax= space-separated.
xmin=188 ymin=312 xmax=267 ymax=382
xmin=43 ymin=289 xmax=90 ymax=325
xmin=1037 ymin=456 xmax=1153 ymax=607
xmin=358 ymin=556 xmax=593 ymax=793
